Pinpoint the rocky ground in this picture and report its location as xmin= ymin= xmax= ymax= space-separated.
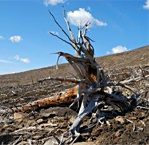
xmin=0 ymin=46 xmax=149 ymax=145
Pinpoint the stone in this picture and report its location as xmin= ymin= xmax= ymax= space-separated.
xmin=115 ymin=130 xmax=122 ymax=137
xmin=44 ymin=137 xmax=60 ymax=145
xmin=128 ymin=116 xmax=137 ymax=120
xmin=69 ymin=116 xmax=76 ymax=124
xmin=36 ymin=118 xmax=43 ymax=124
xmin=44 ymin=139 xmax=54 ymax=145
xmin=40 ymin=107 xmax=77 ymax=118
xmin=33 ymin=135 xmax=41 ymax=139
xmin=13 ymin=112 xmax=25 ymax=122
xmin=115 ymin=116 xmax=125 ymax=124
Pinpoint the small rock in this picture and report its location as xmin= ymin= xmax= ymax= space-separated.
xmin=33 ymin=135 xmax=41 ymax=139
xmin=36 ymin=118 xmax=43 ymax=124
xmin=140 ymin=120 xmax=146 ymax=127
xmin=128 ymin=116 xmax=137 ymax=120
xmin=47 ymin=120 xmax=58 ymax=127
xmin=26 ymin=119 xmax=36 ymax=126
xmin=69 ymin=116 xmax=76 ymax=124
xmin=13 ymin=112 xmax=25 ymax=122
xmin=0 ymin=108 xmax=7 ymax=114
xmin=44 ymin=137 xmax=60 ymax=145
xmin=40 ymin=109 xmax=56 ymax=118
xmin=139 ymin=112 xmax=146 ymax=119
xmin=11 ymin=90 xmax=17 ymax=96
xmin=115 ymin=130 xmax=122 ymax=137
xmin=44 ymin=140 xmax=54 ymax=145
xmin=38 ymin=122 xmax=57 ymax=130
xmin=40 ymin=107 xmax=77 ymax=118
xmin=115 ymin=116 xmax=125 ymax=124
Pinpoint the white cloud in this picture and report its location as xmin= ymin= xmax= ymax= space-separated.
xmin=14 ymin=55 xmax=30 ymax=64
xmin=44 ymin=0 xmax=64 ymax=6
xmin=107 ymin=45 xmax=128 ymax=54
xmin=10 ymin=35 xmax=22 ymax=43
xmin=0 ymin=59 xmax=13 ymax=64
xmin=0 ymin=36 xmax=4 ymax=40
xmin=20 ymin=58 xmax=30 ymax=64
xmin=67 ymin=8 xmax=107 ymax=27
xmin=143 ymin=0 xmax=149 ymax=10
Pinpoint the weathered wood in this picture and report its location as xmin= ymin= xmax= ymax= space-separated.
xmin=13 ymin=86 xmax=78 ymax=112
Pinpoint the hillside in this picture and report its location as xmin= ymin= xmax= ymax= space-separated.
xmin=0 ymin=45 xmax=148 ymax=87
xmin=0 ymin=45 xmax=149 ymax=145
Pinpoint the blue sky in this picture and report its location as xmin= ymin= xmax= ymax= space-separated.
xmin=0 ymin=0 xmax=149 ymax=75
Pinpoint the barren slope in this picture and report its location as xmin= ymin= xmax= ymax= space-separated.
xmin=0 ymin=46 xmax=149 ymax=145
xmin=0 ymin=46 xmax=148 ymax=87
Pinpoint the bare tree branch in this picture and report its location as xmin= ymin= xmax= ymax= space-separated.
xmin=49 ymin=31 xmax=72 ymax=46
xmin=48 ymin=10 xmax=70 ymax=41
xmin=63 ymin=9 xmax=75 ymax=42
xmin=49 ymin=10 xmax=79 ymax=53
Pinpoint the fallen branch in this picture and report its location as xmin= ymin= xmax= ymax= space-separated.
xmin=120 ymin=74 xmax=149 ymax=84
xmin=13 ymin=86 xmax=78 ymax=112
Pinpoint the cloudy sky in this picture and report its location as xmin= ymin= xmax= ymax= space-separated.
xmin=0 ymin=0 xmax=149 ymax=75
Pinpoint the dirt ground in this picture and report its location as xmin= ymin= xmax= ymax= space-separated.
xmin=0 ymin=47 xmax=149 ymax=145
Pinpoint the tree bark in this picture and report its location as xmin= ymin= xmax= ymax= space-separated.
xmin=13 ymin=86 xmax=78 ymax=112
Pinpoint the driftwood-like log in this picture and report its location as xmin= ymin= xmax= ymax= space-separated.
xmin=13 ymin=86 xmax=78 ymax=112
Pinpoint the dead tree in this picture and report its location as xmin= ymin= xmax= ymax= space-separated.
xmin=47 ymin=10 xmax=139 ymax=144
xmin=13 ymin=10 xmax=139 ymax=144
